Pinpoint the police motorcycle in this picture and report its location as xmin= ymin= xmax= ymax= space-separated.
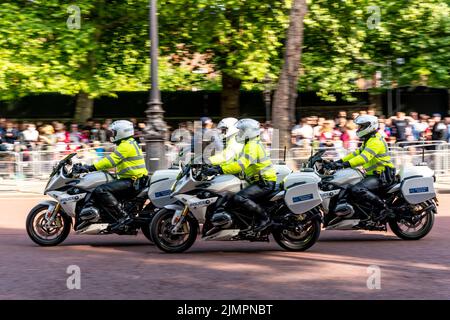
xmin=26 ymin=153 xmax=156 ymax=246
xmin=149 ymin=159 xmax=325 ymax=253
xmin=304 ymin=150 xmax=438 ymax=239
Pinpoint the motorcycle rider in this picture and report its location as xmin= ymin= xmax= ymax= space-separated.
xmin=208 ymin=117 xmax=243 ymax=165
xmin=75 ymin=120 xmax=148 ymax=224
xmin=205 ymin=118 xmax=276 ymax=231
xmin=326 ymin=115 xmax=396 ymax=221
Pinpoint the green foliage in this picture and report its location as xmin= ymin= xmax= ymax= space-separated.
xmin=0 ymin=0 xmax=219 ymax=101
xmin=300 ymin=0 xmax=450 ymax=100
xmin=159 ymin=0 xmax=291 ymax=88
xmin=0 ymin=0 xmax=448 ymax=102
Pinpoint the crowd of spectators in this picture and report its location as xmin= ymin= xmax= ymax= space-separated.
xmin=287 ymin=110 xmax=450 ymax=150
xmin=0 ymin=118 xmax=147 ymax=153
xmin=1 ymin=110 xmax=450 ymax=155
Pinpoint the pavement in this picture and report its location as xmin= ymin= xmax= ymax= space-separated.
xmin=0 ymin=192 xmax=449 ymax=300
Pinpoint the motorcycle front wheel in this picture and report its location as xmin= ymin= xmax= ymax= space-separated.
xmin=272 ymin=217 xmax=321 ymax=251
xmin=26 ymin=202 xmax=71 ymax=246
xmin=150 ymin=208 xmax=198 ymax=253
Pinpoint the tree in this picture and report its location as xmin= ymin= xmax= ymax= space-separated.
xmin=298 ymin=0 xmax=450 ymax=98
xmin=159 ymin=0 xmax=290 ymax=117
xmin=272 ymin=0 xmax=308 ymax=149
xmin=0 ymin=0 xmax=220 ymax=122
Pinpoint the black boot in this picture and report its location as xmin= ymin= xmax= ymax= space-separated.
xmin=248 ymin=203 xmax=271 ymax=232
xmin=355 ymin=189 xmax=391 ymax=221
xmin=254 ymin=214 xmax=271 ymax=232
xmin=233 ymin=189 xmax=272 ymax=232
xmin=373 ymin=207 xmax=396 ymax=221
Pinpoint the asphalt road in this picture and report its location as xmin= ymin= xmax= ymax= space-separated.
xmin=0 ymin=193 xmax=449 ymax=300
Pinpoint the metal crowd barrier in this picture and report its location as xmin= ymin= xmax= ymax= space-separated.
xmin=1 ymin=141 xmax=449 ymax=182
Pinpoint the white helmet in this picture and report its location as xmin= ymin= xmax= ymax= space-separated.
xmin=217 ymin=117 xmax=238 ymax=138
xmin=355 ymin=115 xmax=379 ymax=138
xmin=109 ymin=120 xmax=134 ymax=142
xmin=235 ymin=118 xmax=260 ymax=143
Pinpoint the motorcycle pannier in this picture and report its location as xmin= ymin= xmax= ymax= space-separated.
xmin=285 ymin=182 xmax=322 ymax=214
xmin=401 ymin=176 xmax=436 ymax=204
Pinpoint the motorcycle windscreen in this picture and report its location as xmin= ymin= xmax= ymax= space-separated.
xmin=284 ymin=182 xmax=322 ymax=214
xmin=401 ymin=176 xmax=436 ymax=204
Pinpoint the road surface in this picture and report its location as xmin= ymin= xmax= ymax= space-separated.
xmin=0 ymin=193 xmax=449 ymax=300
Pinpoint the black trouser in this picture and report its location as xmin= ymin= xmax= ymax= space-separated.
xmin=89 ymin=179 xmax=136 ymax=219
xmin=346 ymin=175 xmax=385 ymax=210
xmin=229 ymin=180 xmax=276 ymax=222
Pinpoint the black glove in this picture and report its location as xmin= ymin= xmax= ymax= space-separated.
xmin=73 ymin=164 xmax=96 ymax=174
xmin=326 ymin=160 xmax=349 ymax=170
xmin=204 ymin=165 xmax=223 ymax=176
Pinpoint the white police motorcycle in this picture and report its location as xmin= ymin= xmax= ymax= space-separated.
xmin=26 ymin=153 xmax=159 ymax=246
xmin=305 ymin=150 xmax=438 ymax=239
xmin=149 ymin=161 xmax=326 ymax=253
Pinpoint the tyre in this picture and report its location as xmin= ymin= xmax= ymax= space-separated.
xmin=150 ymin=208 xmax=198 ymax=253
xmin=140 ymin=209 xmax=155 ymax=243
xmin=272 ymin=218 xmax=321 ymax=251
xmin=389 ymin=210 xmax=435 ymax=240
xmin=26 ymin=202 xmax=72 ymax=246
xmin=141 ymin=224 xmax=154 ymax=243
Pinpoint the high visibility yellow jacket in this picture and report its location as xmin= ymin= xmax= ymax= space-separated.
xmin=342 ymin=132 xmax=394 ymax=175
xmin=209 ymin=134 xmax=243 ymax=166
xmin=221 ymin=137 xmax=276 ymax=183
xmin=94 ymin=137 xmax=148 ymax=179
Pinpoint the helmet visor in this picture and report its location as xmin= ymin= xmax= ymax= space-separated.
xmin=357 ymin=122 xmax=371 ymax=134
xmin=110 ymin=129 xmax=117 ymax=142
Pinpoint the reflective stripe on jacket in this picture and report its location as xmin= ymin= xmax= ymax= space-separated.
xmin=94 ymin=137 xmax=148 ymax=179
xmin=342 ymin=132 xmax=394 ymax=175
xmin=220 ymin=137 xmax=276 ymax=182
xmin=209 ymin=134 xmax=243 ymax=165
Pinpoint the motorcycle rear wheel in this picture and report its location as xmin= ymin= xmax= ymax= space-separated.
xmin=150 ymin=208 xmax=198 ymax=253
xmin=389 ymin=210 xmax=435 ymax=240
xmin=272 ymin=218 xmax=321 ymax=251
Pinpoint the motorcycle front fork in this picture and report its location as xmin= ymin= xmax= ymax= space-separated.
xmin=171 ymin=205 xmax=190 ymax=234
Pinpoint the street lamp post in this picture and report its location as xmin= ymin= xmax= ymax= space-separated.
xmin=386 ymin=59 xmax=393 ymax=116
xmin=263 ymin=75 xmax=272 ymax=122
xmin=145 ymin=0 xmax=168 ymax=173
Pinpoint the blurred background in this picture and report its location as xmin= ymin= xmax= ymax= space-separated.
xmin=0 ymin=0 xmax=449 ymax=186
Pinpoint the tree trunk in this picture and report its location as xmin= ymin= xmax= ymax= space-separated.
xmin=74 ymin=92 xmax=94 ymax=123
xmin=369 ymin=92 xmax=383 ymax=114
xmin=221 ymin=73 xmax=241 ymax=118
xmin=271 ymin=0 xmax=307 ymax=150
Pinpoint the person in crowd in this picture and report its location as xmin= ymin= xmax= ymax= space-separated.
xmin=69 ymin=124 xmax=82 ymax=144
xmin=21 ymin=123 xmax=39 ymax=144
xmin=260 ymin=121 xmax=273 ymax=146
xmin=38 ymin=125 xmax=56 ymax=150
xmin=0 ymin=118 xmax=6 ymax=138
xmin=3 ymin=122 xmax=19 ymax=144
xmin=412 ymin=114 xmax=429 ymax=140
xmin=313 ymin=117 xmax=325 ymax=140
xmin=445 ymin=117 xmax=450 ymax=142
xmin=335 ymin=116 xmax=348 ymax=133
xmin=390 ymin=112 xmax=409 ymax=142
xmin=319 ymin=120 xmax=334 ymax=147
xmin=377 ymin=119 xmax=390 ymax=139
xmin=291 ymin=117 xmax=313 ymax=147
xmin=431 ymin=113 xmax=448 ymax=142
